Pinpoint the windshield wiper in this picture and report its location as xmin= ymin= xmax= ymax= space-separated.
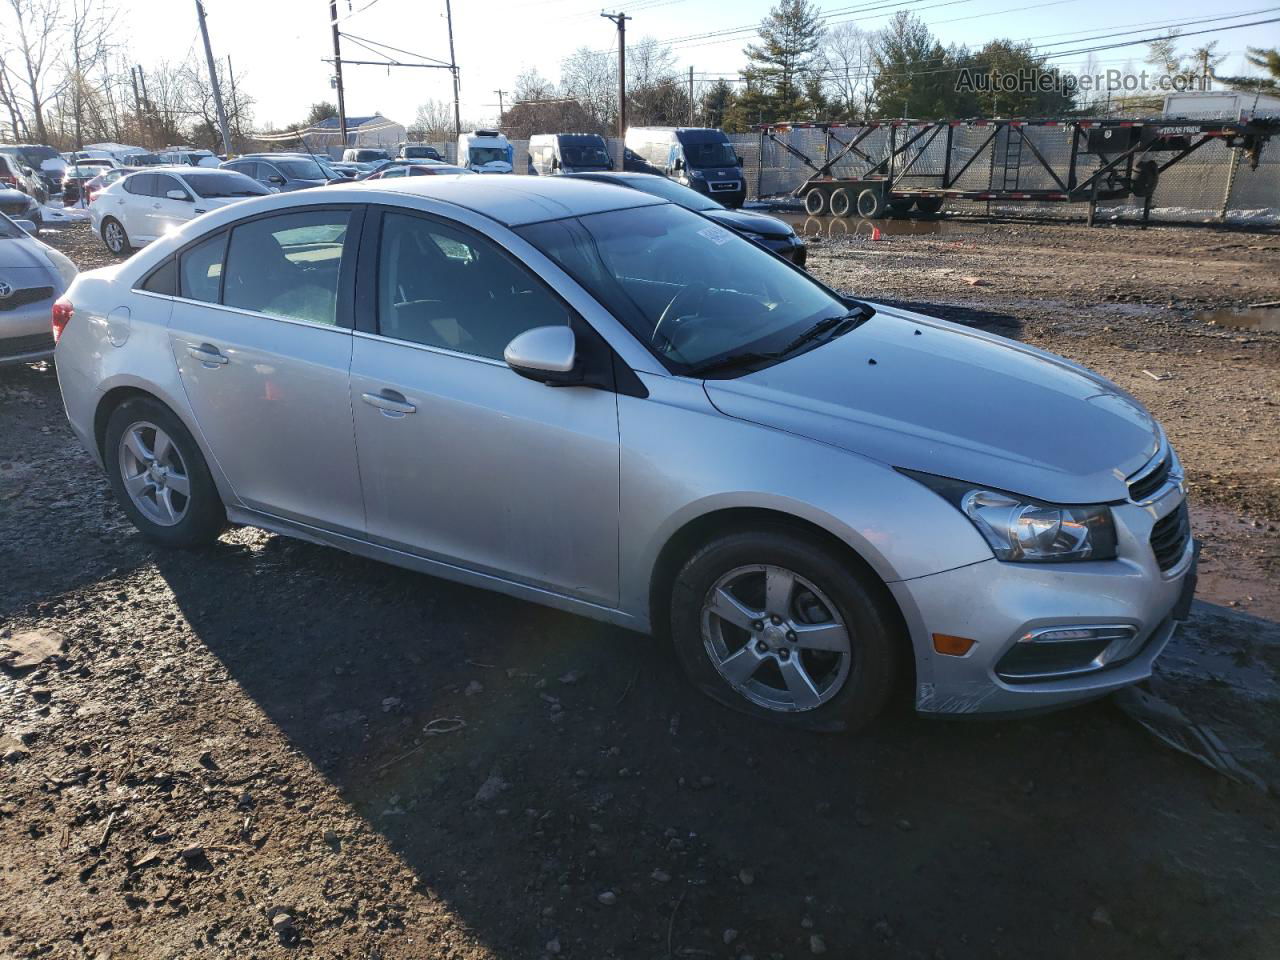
xmin=776 ymin=305 xmax=872 ymax=357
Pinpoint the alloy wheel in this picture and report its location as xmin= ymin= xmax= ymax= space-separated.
xmin=117 ymin=421 xmax=191 ymax=526
xmin=104 ymin=220 xmax=124 ymax=253
xmin=700 ymin=564 xmax=852 ymax=712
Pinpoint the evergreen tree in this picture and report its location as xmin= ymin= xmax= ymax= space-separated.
xmin=701 ymin=79 xmax=738 ymax=130
xmin=736 ymin=0 xmax=825 ymax=123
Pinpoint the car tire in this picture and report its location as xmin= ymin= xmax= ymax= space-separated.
xmin=101 ymin=217 xmax=131 ymax=255
xmin=803 ymin=188 xmax=827 ymax=216
xmin=828 ymin=188 xmax=854 ymax=218
xmin=856 ymin=188 xmax=886 ymax=219
xmin=669 ymin=527 xmax=900 ymax=733
xmin=103 ymin=397 xmax=226 ymax=547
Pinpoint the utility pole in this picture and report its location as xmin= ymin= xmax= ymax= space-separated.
xmin=494 ymin=88 xmax=506 ymax=120
xmin=226 ymin=56 xmax=238 ymax=142
xmin=129 ymin=66 xmax=142 ymax=135
xmin=445 ymin=0 xmax=462 ymax=136
xmin=137 ymin=66 xmax=153 ymax=145
xmin=194 ymin=0 xmax=232 ymax=157
xmin=329 ymin=0 xmax=348 ymax=145
xmin=601 ymin=12 xmax=629 ymax=146
xmin=688 ymin=65 xmax=694 ymax=125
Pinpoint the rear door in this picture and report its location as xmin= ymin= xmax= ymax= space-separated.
xmin=348 ymin=207 xmax=621 ymax=604
xmin=168 ymin=206 xmax=366 ymax=532
xmin=118 ymin=173 xmax=155 ymax=240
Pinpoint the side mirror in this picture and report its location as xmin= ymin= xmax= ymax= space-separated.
xmin=166 ymin=189 xmax=191 ymax=201
xmin=504 ymin=326 xmax=579 ymax=385
xmin=269 ymin=175 xmax=286 ymax=185
xmin=13 ymin=219 xmax=37 ymax=235
xmin=736 ymin=156 xmax=744 ymax=167
xmin=673 ymin=158 xmax=685 ymax=171
xmin=551 ymin=157 xmax=561 ymax=171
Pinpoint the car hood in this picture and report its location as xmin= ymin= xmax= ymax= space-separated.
xmin=474 ymin=161 xmax=513 ymax=173
xmin=703 ymin=305 xmax=1160 ymax=504
xmin=706 ymin=208 xmax=793 ymax=238
xmin=0 ymin=237 xmax=55 ymax=273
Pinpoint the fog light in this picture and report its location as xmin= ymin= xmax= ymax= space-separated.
xmin=997 ymin=624 xmax=1139 ymax=682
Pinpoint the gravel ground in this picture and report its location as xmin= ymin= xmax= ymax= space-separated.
xmin=1 ymin=220 xmax=1278 ymax=960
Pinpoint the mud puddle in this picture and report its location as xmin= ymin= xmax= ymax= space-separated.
xmin=1197 ymin=306 xmax=1280 ymax=333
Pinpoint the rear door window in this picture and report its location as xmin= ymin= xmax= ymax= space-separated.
xmin=124 ymin=173 xmax=156 ymax=196
xmin=222 ymin=210 xmax=353 ymax=325
xmin=179 ymin=232 xmax=227 ymax=303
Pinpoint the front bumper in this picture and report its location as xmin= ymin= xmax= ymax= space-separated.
xmin=1 ymin=296 xmax=56 ymax=365
xmin=892 ymin=490 xmax=1195 ymax=716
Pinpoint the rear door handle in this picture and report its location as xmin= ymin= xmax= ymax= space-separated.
xmin=187 ymin=343 xmax=229 ymax=366
xmin=361 ymin=390 xmax=416 ymax=417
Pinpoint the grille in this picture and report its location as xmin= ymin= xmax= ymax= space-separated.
xmin=1150 ymin=502 xmax=1191 ymax=572
xmin=0 ymin=332 xmax=54 ymax=356
xmin=1128 ymin=447 xmax=1172 ymax=502
xmin=0 ymin=286 xmax=54 ymax=312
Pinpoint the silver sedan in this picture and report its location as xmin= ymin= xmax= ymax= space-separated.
xmin=53 ymin=176 xmax=1195 ymax=731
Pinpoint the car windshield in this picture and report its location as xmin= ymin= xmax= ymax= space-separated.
xmin=184 ymin=172 xmax=271 ymax=198
xmin=468 ymin=147 xmax=508 ymax=165
xmin=355 ymin=151 xmax=388 ymax=162
xmin=682 ymin=139 xmax=738 ymax=169
xmin=618 ymin=175 xmax=721 ymax=211
xmin=403 ymin=147 xmax=438 ymax=158
xmin=518 ymin=203 xmax=847 ymax=374
xmin=276 ymin=158 xmax=326 ymax=180
xmin=15 ymin=146 xmax=59 ymax=167
xmin=561 ymin=144 xmax=610 ymax=168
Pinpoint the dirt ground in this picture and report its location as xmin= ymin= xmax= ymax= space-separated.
xmin=2 ymin=218 xmax=1279 ymax=960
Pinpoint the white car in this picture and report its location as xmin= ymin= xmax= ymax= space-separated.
xmin=91 ymin=167 xmax=271 ymax=254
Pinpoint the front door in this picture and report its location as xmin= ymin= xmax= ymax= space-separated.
xmin=147 ymin=173 xmax=197 ymax=239
xmin=348 ymin=209 xmax=620 ymax=605
xmin=168 ymin=207 xmax=366 ymax=533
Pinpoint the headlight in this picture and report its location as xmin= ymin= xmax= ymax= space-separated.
xmin=901 ymin=470 xmax=1117 ymax=562
xmin=686 ymin=168 xmax=704 ymax=179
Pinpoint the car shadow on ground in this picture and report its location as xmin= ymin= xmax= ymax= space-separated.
xmin=149 ymin=533 xmax=1280 ymax=959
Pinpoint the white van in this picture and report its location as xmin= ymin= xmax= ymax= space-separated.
xmin=458 ymin=130 xmax=513 ymax=174
xmin=528 ymin=133 xmax=612 ymax=175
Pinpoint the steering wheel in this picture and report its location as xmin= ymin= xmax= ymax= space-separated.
xmin=652 ymin=282 xmax=709 ymax=352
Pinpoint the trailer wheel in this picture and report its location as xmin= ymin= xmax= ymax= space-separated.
xmin=1133 ymin=160 xmax=1159 ymax=198
xmin=856 ymin=188 xmax=885 ymax=219
xmin=804 ymin=189 xmax=827 ymax=216
xmin=828 ymin=188 xmax=854 ymax=218
xmin=914 ymin=197 xmax=944 ymax=215
xmin=887 ymin=198 xmax=914 ymax=216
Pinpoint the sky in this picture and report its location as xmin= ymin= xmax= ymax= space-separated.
xmin=120 ymin=0 xmax=1280 ymax=132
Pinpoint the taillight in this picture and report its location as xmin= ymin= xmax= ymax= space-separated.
xmin=51 ymin=298 xmax=73 ymax=343
xmin=0 ymin=174 xmax=15 ymax=186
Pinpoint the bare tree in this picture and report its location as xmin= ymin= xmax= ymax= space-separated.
xmin=64 ymin=0 xmax=114 ymax=148
xmin=2 ymin=0 xmax=63 ymax=142
xmin=560 ymin=46 xmax=615 ymax=130
xmin=820 ymin=22 xmax=873 ymax=120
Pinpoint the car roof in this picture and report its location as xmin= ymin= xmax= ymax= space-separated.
xmin=348 ymin=175 xmax=664 ymax=226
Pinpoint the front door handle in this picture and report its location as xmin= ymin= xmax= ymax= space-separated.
xmin=361 ymin=390 xmax=416 ymax=417
xmin=187 ymin=343 xmax=229 ymax=366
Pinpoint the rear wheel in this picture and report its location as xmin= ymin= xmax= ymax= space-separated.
xmin=101 ymin=217 xmax=131 ymax=255
xmin=670 ymin=527 xmax=899 ymax=733
xmin=828 ymin=188 xmax=854 ymax=218
xmin=104 ymin=397 xmax=226 ymax=547
xmin=856 ymin=188 xmax=886 ymax=219
xmin=914 ymin=197 xmax=944 ymax=215
xmin=887 ymin=197 xmax=915 ymax=216
xmin=803 ymin=188 xmax=827 ymax=216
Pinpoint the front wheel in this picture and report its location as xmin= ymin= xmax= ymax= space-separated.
xmin=670 ymin=528 xmax=900 ymax=732
xmin=101 ymin=217 xmax=131 ymax=255
xmin=103 ymin=397 xmax=226 ymax=546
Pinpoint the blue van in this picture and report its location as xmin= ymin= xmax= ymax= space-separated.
xmin=623 ymin=127 xmax=745 ymax=208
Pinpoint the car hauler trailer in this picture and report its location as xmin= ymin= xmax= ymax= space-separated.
xmin=755 ymin=116 xmax=1278 ymax=226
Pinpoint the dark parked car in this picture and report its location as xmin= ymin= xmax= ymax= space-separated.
xmin=397 ymin=144 xmax=444 ymax=161
xmin=0 ymin=144 xmax=64 ymax=197
xmin=565 ymin=171 xmax=806 ymax=267
xmin=0 ymin=184 xmax=41 ymax=225
xmin=0 ymin=154 xmax=48 ymax=205
xmin=220 ymin=154 xmax=341 ymax=192
xmin=61 ymin=162 xmax=114 ymax=204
